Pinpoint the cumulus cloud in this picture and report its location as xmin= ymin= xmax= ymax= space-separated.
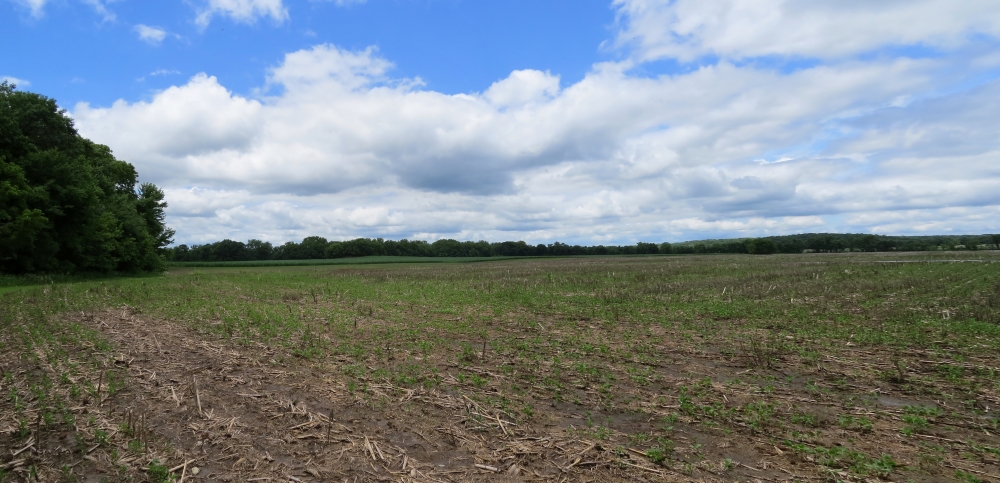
xmin=75 ymin=74 xmax=264 ymax=180
xmin=195 ymin=0 xmax=288 ymax=27
xmin=134 ymin=24 xmax=168 ymax=45
xmin=613 ymin=0 xmax=1000 ymax=61
xmin=484 ymin=70 xmax=560 ymax=109
xmin=72 ymin=3 xmax=1000 ymax=244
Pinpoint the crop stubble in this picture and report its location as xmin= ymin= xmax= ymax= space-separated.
xmin=2 ymin=252 xmax=1000 ymax=482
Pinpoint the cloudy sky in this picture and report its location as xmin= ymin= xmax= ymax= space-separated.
xmin=4 ymin=0 xmax=1000 ymax=245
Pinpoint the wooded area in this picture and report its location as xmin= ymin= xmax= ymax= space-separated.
xmin=167 ymin=232 xmax=1000 ymax=262
xmin=0 ymin=82 xmax=173 ymax=274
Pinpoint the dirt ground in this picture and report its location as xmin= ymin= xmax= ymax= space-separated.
xmin=5 ymin=303 xmax=999 ymax=482
xmin=66 ymin=308 xmax=763 ymax=482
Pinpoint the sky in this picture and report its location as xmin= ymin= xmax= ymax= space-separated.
xmin=4 ymin=0 xmax=1000 ymax=246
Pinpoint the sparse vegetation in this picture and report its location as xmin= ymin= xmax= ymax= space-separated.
xmin=1 ymin=251 xmax=999 ymax=481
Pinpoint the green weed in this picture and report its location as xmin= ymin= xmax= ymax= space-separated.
xmin=837 ymin=415 xmax=873 ymax=433
xmin=147 ymin=460 xmax=174 ymax=483
xmin=645 ymin=438 xmax=675 ymax=466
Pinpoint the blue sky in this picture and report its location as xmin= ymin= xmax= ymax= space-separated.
xmin=5 ymin=1 xmax=618 ymax=105
xmin=5 ymin=0 xmax=1000 ymax=245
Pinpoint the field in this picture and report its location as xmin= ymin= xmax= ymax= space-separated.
xmin=165 ymin=256 xmax=536 ymax=268
xmin=1 ymin=252 xmax=999 ymax=483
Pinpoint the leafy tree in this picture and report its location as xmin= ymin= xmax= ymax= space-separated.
xmin=491 ymin=240 xmax=533 ymax=256
xmin=384 ymin=238 xmax=432 ymax=256
xmin=272 ymin=241 xmax=302 ymax=260
xmin=745 ymin=238 xmax=777 ymax=255
xmin=0 ymin=82 xmax=173 ymax=273
xmin=299 ymin=236 xmax=328 ymax=259
xmin=246 ymin=239 xmax=273 ymax=260
xmin=213 ymin=239 xmax=249 ymax=261
xmin=169 ymin=244 xmax=190 ymax=261
xmin=636 ymin=242 xmax=659 ymax=254
xmin=431 ymin=239 xmax=464 ymax=257
xmin=590 ymin=245 xmax=610 ymax=255
xmin=326 ymin=238 xmax=386 ymax=258
xmin=165 ymin=232 xmax=998 ymax=264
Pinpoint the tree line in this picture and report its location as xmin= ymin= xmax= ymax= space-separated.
xmin=167 ymin=232 xmax=1000 ymax=263
xmin=1 ymin=82 xmax=173 ymax=274
xmin=672 ymin=233 xmax=1000 ymax=255
xmin=167 ymin=238 xmax=669 ymax=262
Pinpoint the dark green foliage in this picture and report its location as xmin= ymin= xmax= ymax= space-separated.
xmin=324 ymin=238 xmax=389 ymax=258
xmin=745 ymin=238 xmax=777 ymax=255
xmin=676 ymin=232 xmax=1000 ymax=254
xmin=635 ymin=242 xmax=659 ymax=254
xmin=146 ymin=460 xmax=173 ymax=483
xmin=213 ymin=239 xmax=251 ymax=261
xmin=431 ymin=238 xmax=493 ymax=257
xmin=168 ymin=237 xmax=679 ymax=262
xmin=246 ymin=239 xmax=274 ymax=260
xmin=274 ymin=236 xmax=329 ymax=259
xmin=0 ymin=82 xmax=173 ymax=273
xmin=167 ymin=231 xmax=999 ymax=263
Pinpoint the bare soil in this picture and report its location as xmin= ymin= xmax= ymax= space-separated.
xmin=5 ymin=303 xmax=999 ymax=482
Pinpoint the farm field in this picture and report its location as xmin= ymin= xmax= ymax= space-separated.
xmin=2 ymin=252 xmax=1000 ymax=482
xmin=166 ymin=256 xmax=537 ymax=268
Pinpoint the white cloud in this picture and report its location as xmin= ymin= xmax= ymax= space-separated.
xmin=195 ymin=0 xmax=288 ymax=27
xmin=11 ymin=0 xmax=47 ymax=17
xmin=613 ymin=0 xmax=1000 ymax=61
xmin=2 ymin=76 xmax=30 ymax=87
xmin=266 ymin=45 xmax=393 ymax=91
xmin=75 ymin=74 xmax=264 ymax=179
xmin=72 ymin=5 xmax=1000 ymax=244
xmin=484 ymin=70 xmax=560 ymax=109
xmin=12 ymin=0 xmax=118 ymax=20
xmin=81 ymin=0 xmax=116 ymax=21
xmin=134 ymin=24 xmax=168 ymax=45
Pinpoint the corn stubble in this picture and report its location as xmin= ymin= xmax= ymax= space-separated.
xmin=1 ymin=251 xmax=999 ymax=482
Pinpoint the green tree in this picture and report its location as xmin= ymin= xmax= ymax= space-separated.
xmin=246 ymin=239 xmax=274 ymax=260
xmin=636 ymin=242 xmax=659 ymax=254
xmin=213 ymin=240 xmax=249 ymax=261
xmin=745 ymin=238 xmax=777 ymax=255
xmin=325 ymin=238 xmax=386 ymax=258
xmin=299 ymin=236 xmax=328 ymax=259
xmin=0 ymin=82 xmax=173 ymax=273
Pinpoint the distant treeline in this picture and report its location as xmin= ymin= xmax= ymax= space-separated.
xmin=672 ymin=233 xmax=1000 ymax=254
xmin=167 ymin=232 xmax=1000 ymax=262
xmin=168 ymin=238 xmax=665 ymax=262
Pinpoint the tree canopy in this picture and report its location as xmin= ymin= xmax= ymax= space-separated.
xmin=167 ymin=232 xmax=1000 ymax=263
xmin=0 ymin=82 xmax=173 ymax=274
